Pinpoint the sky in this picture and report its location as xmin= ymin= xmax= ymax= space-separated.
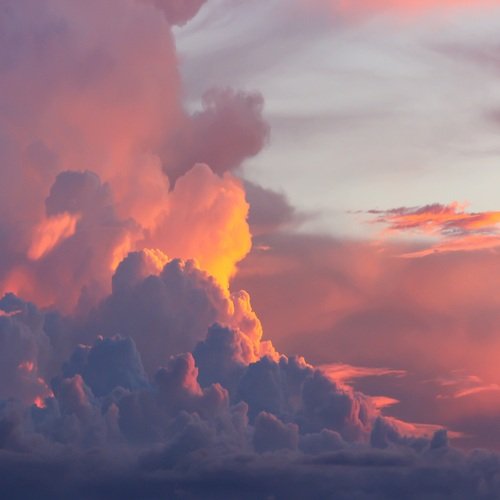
xmin=2 ymin=1 xmax=500 ymax=498
xmin=176 ymin=0 xmax=500 ymax=235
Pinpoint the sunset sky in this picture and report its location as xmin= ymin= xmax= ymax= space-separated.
xmin=2 ymin=1 xmax=500 ymax=498
xmin=177 ymin=0 xmax=500 ymax=449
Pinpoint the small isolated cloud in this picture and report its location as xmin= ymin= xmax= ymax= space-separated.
xmin=319 ymin=363 xmax=406 ymax=385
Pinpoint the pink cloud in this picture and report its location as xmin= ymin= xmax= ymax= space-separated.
xmin=368 ymin=203 xmax=500 ymax=256
xmin=306 ymin=0 xmax=500 ymax=19
xmin=319 ymin=363 xmax=406 ymax=385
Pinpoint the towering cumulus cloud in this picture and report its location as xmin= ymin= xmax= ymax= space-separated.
xmin=0 ymin=0 xmax=256 ymax=311
xmin=2 ymin=1 xmax=500 ymax=498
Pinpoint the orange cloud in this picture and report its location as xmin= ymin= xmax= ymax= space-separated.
xmin=368 ymin=203 xmax=500 ymax=256
xmin=0 ymin=0 xmax=264 ymax=314
xmin=320 ymin=363 xmax=406 ymax=384
xmin=142 ymin=164 xmax=252 ymax=288
xmin=28 ymin=212 xmax=80 ymax=261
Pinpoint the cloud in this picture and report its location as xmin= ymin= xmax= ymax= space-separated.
xmin=3 ymin=0 xmax=500 ymax=498
xmin=63 ymin=336 xmax=149 ymax=398
xmin=1 ymin=269 xmax=500 ymax=497
xmin=0 ymin=294 xmax=53 ymax=405
xmin=436 ymin=371 xmax=500 ymax=400
xmin=306 ymin=0 xmax=500 ymax=19
xmin=165 ymin=89 xmax=269 ymax=187
xmin=367 ymin=202 xmax=500 ymax=256
xmin=253 ymin=412 xmax=299 ymax=453
xmin=142 ymin=0 xmax=208 ymax=26
xmin=27 ymin=213 xmax=80 ymax=261
xmin=85 ymin=251 xmax=274 ymax=374
xmin=244 ymin=181 xmax=299 ymax=237
xmin=141 ymin=164 xmax=252 ymax=287
xmin=319 ymin=363 xmax=406 ymax=385
xmin=0 ymin=0 xmax=258 ymax=312
xmin=234 ymin=231 xmax=500 ymax=448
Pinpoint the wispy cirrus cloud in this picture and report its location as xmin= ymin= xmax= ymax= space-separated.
xmin=368 ymin=202 xmax=500 ymax=256
xmin=320 ymin=363 xmax=406 ymax=385
xmin=437 ymin=371 xmax=500 ymax=400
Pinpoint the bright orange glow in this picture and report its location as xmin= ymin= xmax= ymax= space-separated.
xmin=1 ymin=268 xmax=36 ymax=304
xmin=33 ymin=396 xmax=46 ymax=409
xmin=28 ymin=212 xmax=80 ymax=260
xmin=371 ymin=396 xmax=400 ymax=410
xmin=144 ymin=165 xmax=252 ymax=288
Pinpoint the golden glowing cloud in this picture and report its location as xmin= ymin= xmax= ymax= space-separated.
xmin=144 ymin=164 xmax=252 ymax=288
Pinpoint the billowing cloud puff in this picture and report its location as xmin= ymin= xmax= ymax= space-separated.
xmin=0 ymin=294 xmax=52 ymax=405
xmin=0 ymin=261 xmax=498 ymax=498
xmin=166 ymin=89 xmax=269 ymax=186
xmin=0 ymin=294 xmax=499 ymax=499
xmin=63 ymin=336 xmax=149 ymax=398
xmin=244 ymin=181 xmax=297 ymax=237
xmin=253 ymin=411 xmax=299 ymax=453
xmin=142 ymin=164 xmax=253 ymax=287
xmin=30 ymin=170 xmax=136 ymax=312
xmin=86 ymin=252 xmax=273 ymax=374
xmin=3 ymin=163 xmax=252 ymax=312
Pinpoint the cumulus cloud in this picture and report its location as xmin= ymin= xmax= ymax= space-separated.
xmin=0 ymin=294 xmax=55 ymax=406
xmin=3 ymin=0 xmax=500 ymax=498
xmin=165 ymin=90 xmax=269 ymax=187
xmin=86 ymin=252 xmax=272 ymax=374
xmin=244 ymin=181 xmax=298 ymax=237
xmin=63 ymin=336 xmax=149 ymax=398
xmin=0 ymin=0 xmax=261 ymax=312
xmin=0 ymin=243 xmax=481 ymax=497
xmin=1 ymin=268 xmax=500 ymax=497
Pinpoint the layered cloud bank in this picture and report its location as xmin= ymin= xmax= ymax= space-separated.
xmin=2 ymin=0 xmax=500 ymax=498
xmin=3 ymin=260 xmax=500 ymax=499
